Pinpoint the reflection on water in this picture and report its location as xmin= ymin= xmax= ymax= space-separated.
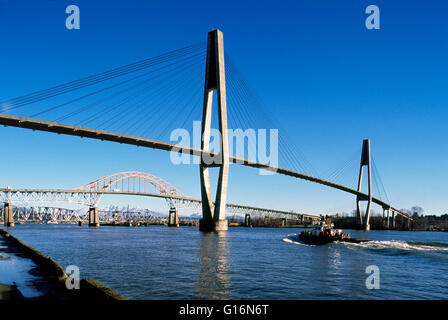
xmin=308 ymin=245 xmax=343 ymax=276
xmin=194 ymin=232 xmax=231 ymax=299
xmin=328 ymin=248 xmax=342 ymax=272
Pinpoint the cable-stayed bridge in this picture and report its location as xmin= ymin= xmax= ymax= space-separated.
xmin=0 ymin=30 xmax=412 ymax=230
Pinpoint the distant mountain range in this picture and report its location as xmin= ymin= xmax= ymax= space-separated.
xmin=74 ymin=205 xmax=165 ymax=217
xmin=74 ymin=205 xmax=200 ymax=218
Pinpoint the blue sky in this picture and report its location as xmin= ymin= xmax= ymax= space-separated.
xmin=0 ymin=0 xmax=447 ymax=215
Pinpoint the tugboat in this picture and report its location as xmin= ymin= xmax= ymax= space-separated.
xmin=299 ymin=217 xmax=369 ymax=245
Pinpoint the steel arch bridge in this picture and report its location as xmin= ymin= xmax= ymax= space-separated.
xmin=0 ymin=204 xmax=316 ymax=225
xmin=0 ymin=171 xmax=194 ymax=208
xmin=73 ymin=171 xmax=187 ymax=197
xmin=72 ymin=171 xmax=190 ymax=209
xmin=0 ymin=171 xmax=317 ymax=224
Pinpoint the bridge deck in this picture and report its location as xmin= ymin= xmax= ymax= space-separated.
xmin=0 ymin=113 xmax=410 ymax=220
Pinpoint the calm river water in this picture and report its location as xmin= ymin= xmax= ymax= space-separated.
xmin=5 ymin=225 xmax=448 ymax=299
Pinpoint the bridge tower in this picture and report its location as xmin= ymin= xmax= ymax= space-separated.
xmin=356 ymin=139 xmax=372 ymax=231
xmin=3 ymin=202 xmax=14 ymax=227
xmin=199 ymin=29 xmax=229 ymax=232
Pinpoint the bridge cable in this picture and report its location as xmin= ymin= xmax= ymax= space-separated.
xmin=29 ymin=51 xmax=206 ymax=119
xmin=52 ymin=54 xmax=204 ymax=124
xmin=324 ymin=148 xmax=361 ymax=189
xmin=225 ymin=55 xmax=317 ymax=174
xmin=101 ymin=54 xmax=205 ymax=136
xmin=95 ymin=54 xmax=205 ymax=136
xmin=2 ymin=45 xmax=204 ymax=111
xmin=225 ymin=55 xmax=316 ymax=174
xmin=76 ymin=55 xmax=203 ymax=131
xmin=225 ymin=58 xmax=294 ymax=168
xmin=0 ymin=43 xmax=206 ymax=111
xmin=371 ymin=156 xmax=390 ymax=204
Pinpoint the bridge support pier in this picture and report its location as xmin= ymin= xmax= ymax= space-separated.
xmin=88 ymin=206 xmax=99 ymax=227
xmin=199 ymin=218 xmax=228 ymax=231
xmin=383 ymin=208 xmax=391 ymax=229
xmin=302 ymin=215 xmax=308 ymax=226
xmin=302 ymin=216 xmax=310 ymax=226
xmin=168 ymin=208 xmax=179 ymax=227
xmin=199 ymin=29 xmax=229 ymax=233
xmin=244 ymin=214 xmax=252 ymax=227
xmin=281 ymin=218 xmax=287 ymax=227
xmin=3 ymin=202 xmax=14 ymax=227
xmin=386 ymin=210 xmax=390 ymax=229
xmin=264 ymin=216 xmax=270 ymax=226
xmin=392 ymin=211 xmax=396 ymax=229
xmin=364 ymin=220 xmax=371 ymax=231
xmin=356 ymin=139 xmax=372 ymax=231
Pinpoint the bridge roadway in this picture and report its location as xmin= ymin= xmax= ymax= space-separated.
xmin=0 ymin=113 xmax=410 ymax=220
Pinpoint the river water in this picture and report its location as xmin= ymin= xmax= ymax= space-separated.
xmin=4 ymin=225 xmax=448 ymax=299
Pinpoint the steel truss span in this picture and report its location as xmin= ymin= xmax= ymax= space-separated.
xmin=0 ymin=206 xmax=164 ymax=224
xmin=0 ymin=190 xmax=101 ymax=206
xmin=0 ymin=204 xmax=312 ymax=224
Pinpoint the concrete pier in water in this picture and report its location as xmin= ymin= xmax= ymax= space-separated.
xmin=88 ymin=206 xmax=99 ymax=227
xmin=168 ymin=208 xmax=179 ymax=227
xmin=3 ymin=202 xmax=14 ymax=227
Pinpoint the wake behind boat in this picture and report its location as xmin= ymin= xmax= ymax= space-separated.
xmin=299 ymin=218 xmax=369 ymax=245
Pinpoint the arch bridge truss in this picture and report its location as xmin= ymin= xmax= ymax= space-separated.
xmin=0 ymin=172 xmax=193 ymax=208
xmin=0 ymin=172 xmax=314 ymax=223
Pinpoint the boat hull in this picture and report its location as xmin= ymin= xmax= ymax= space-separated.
xmin=340 ymin=238 xmax=370 ymax=244
xmin=298 ymin=232 xmax=369 ymax=245
xmin=299 ymin=232 xmax=340 ymax=245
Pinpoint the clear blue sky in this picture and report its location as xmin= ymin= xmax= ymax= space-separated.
xmin=0 ymin=0 xmax=447 ymax=215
